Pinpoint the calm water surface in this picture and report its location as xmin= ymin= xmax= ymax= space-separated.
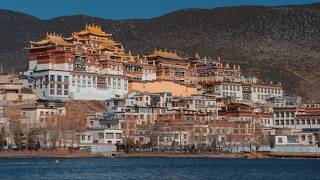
xmin=0 ymin=157 xmax=319 ymax=179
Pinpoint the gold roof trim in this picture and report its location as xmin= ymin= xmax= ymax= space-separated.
xmin=147 ymin=49 xmax=184 ymax=60
xmin=64 ymin=33 xmax=86 ymax=41
xmin=99 ymin=43 xmax=123 ymax=51
xmin=76 ymin=24 xmax=112 ymax=37
xmin=30 ymin=33 xmax=72 ymax=46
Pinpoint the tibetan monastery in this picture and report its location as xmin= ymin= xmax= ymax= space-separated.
xmin=27 ymin=23 xmax=282 ymax=104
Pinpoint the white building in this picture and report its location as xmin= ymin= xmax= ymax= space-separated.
xmin=20 ymin=105 xmax=66 ymax=127
xmin=31 ymin=69 xmax=128 ymax=101
xmin=251 ymin=83 xmax=283 ymax=104
xmin=79 ymin=112 xmax=124 ymax=146
xmin=271 ymin=107 xmax=320 ymax=130
xmin=79 ymin=129 xmax=123 ymax=145
xmin=212 ymin=82 xmax=243 ymax=102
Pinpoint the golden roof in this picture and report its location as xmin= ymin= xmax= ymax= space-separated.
xmin=99 ymin=43 xmax=123 ymax=52
xmin=148 ymin=49 xmax=183 ymax=60
xmin=76 ymin=24 xmax=112 ymax=37
xmin=93 ymin=38 xmax=120 ymax=45
xmin=64 ymin=33 xmax=86 ymax=41
xmin=115 ymin=54 xmax=132 ymax=58
xmin=30 ymin=33 xmax=72 ymax=47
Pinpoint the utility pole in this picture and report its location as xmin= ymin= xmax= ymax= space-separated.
xmin=0 ymin=64 xmax=3 ymax=75
xmin=0 ymin=64 xmax=3 ymax=83
xmin=179 ymin=128 xmax=181 ymax=151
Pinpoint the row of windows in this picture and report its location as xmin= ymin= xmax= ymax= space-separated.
xmin=33 ymin=75 xmax=68 ymax=88
xmin=49 ymin=84 xmax=69 ymax=96
xmin=39 ymin=111 xmax=54 ymax=116
xmin=253 ymin=87 xmax=281 ymax=94
xmin=107 ymin=78 xmax=128 ymax=90
xmin=48 ymin=75 xmax=69 ymax=83
xmin=223 ymin=92 xmax=237 ymax=98
xmin=104 ymin=133 xmax=122 ymax=139
xmin=71 ymin=75 xmax=128 ymax=90
xmin=72 ymin=75 xmax=97 ymax=88
xmin=222 ymin=85 xmax=241 ymax=91
xmin=274 ymin=112 xmax=295 ymax=118
xmin=260 ymin=118 xmax=271 ymax=124
xmin=237 ymin=117 xmax=253 ymax=121
xmin=275 ymin=119 xmax=320 ymax=126
xmin=257 ymin=94 xmax=269 ymax=100
xmin=39 ymin=117 xmax=55 ymax=123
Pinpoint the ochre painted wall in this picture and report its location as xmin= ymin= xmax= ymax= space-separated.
xmin=128 ymin=80 xmax=197 ymax=97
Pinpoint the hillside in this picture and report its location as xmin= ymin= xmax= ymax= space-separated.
xmin=0 ymin=3 xmax=320 ymax=100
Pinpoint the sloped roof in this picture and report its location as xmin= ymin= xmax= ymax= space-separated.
xmin=76 ymin=24 xmax=112 ymax=37
xmin=147 ymin=49 xmax=185 ymax=60
xmin=30 ymin=33 xmax=73 ymax=47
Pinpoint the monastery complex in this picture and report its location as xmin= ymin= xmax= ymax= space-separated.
xmin=0 ymin=24 xmax=319 ymax=154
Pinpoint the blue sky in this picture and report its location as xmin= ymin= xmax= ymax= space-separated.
xmin=0 ymin=0 xmax=318 ymax=19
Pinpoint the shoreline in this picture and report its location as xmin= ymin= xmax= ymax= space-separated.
xmin=0 ymin=150 xmax=255 ymax=159
xmin=0 ymin=150 xmax=320 ymax=159
xmin=116 ymin=152 xmax=250 ymax=159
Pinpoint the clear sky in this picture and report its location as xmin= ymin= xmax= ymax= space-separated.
xmin=0 ymin=0 xmax=319 ymax=19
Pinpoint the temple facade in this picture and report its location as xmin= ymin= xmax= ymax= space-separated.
xmin=28 ymin=25 xmax=134 ymax=100
xmin=27 ymin=24 xmax=283 ymax=104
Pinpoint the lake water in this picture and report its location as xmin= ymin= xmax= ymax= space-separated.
xmin=0 ymin=157 xmax=319 ymax=179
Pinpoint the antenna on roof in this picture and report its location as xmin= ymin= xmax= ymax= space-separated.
xmin=0 ymin=64 xmax=3 ymax=75
xmin=11 ymin=66 xmax=14 ymax=75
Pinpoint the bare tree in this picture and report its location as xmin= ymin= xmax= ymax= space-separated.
xmin=0 ymin=128 xmax=7 ymax=150
xmin=13 ymin=124 xmax=25 ymax=150
xmin=48 ymin=109 xmax=86 ymax=149
xmin=26 ymin=129 xmax=37 ymax=150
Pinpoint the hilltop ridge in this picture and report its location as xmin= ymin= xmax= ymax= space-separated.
xmin=0 ymin=3 xmax=320 ymax=100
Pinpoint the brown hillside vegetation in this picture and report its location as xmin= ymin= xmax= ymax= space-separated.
xmin=0 ymin=3 xmax=320 ymax=100
xmin=65 ymin=100 xmax=106 ymax=114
